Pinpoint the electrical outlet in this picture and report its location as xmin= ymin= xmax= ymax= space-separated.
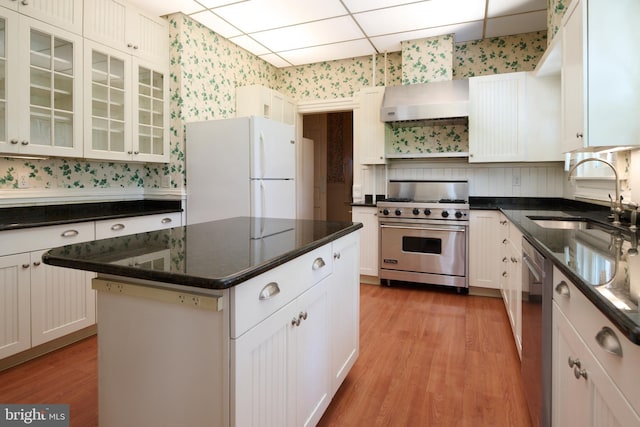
xmin=18 ymin=174 xmax=29 ymax=189
xmin=161 ymin=175 xmax=171 ymax=188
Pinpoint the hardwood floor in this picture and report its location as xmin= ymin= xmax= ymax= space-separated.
xmin=0 ymin=283 xmax=531 ymax=427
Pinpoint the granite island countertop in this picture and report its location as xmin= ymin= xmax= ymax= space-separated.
xmin=473 ymin=197 xmax=640 ymax=344
xmin=43 ymin=216 xmax=362 ymax=291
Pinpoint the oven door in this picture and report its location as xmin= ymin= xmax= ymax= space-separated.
xmin=379 ymin=222 xmax=466 ymax=277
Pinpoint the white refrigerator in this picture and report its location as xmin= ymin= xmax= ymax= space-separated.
xmin=186 ymin=116 xmax=296 ymax=226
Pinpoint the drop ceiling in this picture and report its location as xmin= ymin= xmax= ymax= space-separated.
xmin=126 ymin=0 xmax=548 ymax=68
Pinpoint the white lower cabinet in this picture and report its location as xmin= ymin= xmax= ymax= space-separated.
xmin=231 ymin=232 xmax=359 ymax=427
xmin=233 ymin=277 xmax=330 ymax=427
xmin=351 ymin=207 xmax=378 ymax=277
xmin=553 ymin=267 xmax=640 ymax=426
xmin=0 ymin=222 xmax=96 ymax=360
xmin=469 ymin=210 xmax=501 ymax=289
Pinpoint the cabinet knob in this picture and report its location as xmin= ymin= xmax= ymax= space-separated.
xmin=502 ymin=271 xmax=508 ymax=277
xmin=22 ymin=263 xmax=30 ymax=269
xmin=299 ymin=311 xmax=308 ymax=321
xmin=21 ymin=140 xmax=29 ymax=145
xmin=576 ymin=132 xmax=583 ymax=139
xmin=554 ymin=281 xmax=570 ymax=298
xmin=110 ymin=223 xmax=125 ymax=231
xmin=291 ymin=317 xmax=301 ymax=327
xmin=134 ymin=151 xmax=139 ymax=155
xmin=161 ymin=218 xmax=172 ymax=224
xmin=333 ymin=252 xmax=341 ymax=260
xmin=128 ymin=151 xmax=133 ymax=154
xmin=21 ymin=0 xmax=29 ymax=5
xmin=502 ymin=238 xmax=508 ymax=244
xmin=510 ymin=257 xmax=518 ymax=263
xmin=33 ymin=261 xmax=41 ymax=267
xmin=568 ymin=356 xmax=581 ymax=368
xmin=573 ymin=366 xmax=588 ymax=380
xmin=10 ymin=139 xmax=18 ymax=144
xmin=127 ymin=43 xmax=133 ymax=48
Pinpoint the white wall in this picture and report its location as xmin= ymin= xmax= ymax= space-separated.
xmin=356 ymin=160 xmax=565 ymax=200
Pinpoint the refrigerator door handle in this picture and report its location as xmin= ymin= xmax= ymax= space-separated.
xmin=260 ymin=181 xmax=266 ymax=218
xmin=259 ymin=131 xmax=265 ymax=178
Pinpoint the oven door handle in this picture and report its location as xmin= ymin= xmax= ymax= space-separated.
xmin=380 ymin=224 xmax=466 ymax=233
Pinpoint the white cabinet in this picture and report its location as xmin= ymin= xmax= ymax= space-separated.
xmin=94 ymin=212 xmax=181 ymax=239
xmin=469 ymin=210 xmax=501 ymax=289
xmin=553 ymin=267 xmax=640 ymax=420
xmin=0 ymin=15 xmax=83 ymax=157
xmin=83 ymin=40 xmax=169 ymax=162
xmin=469 ymin=72 xmax=562 ymax=163
xmin=354 ymin=86 xmax=386 ymax=164
xmin=553 ymin=304 xmax=640 ymax=427
xmin=497 ymin=214 xmax=522 ymax=358
xmin=0 ymin=222 xmax=95 ymax=359
xmin=236 ymin=85 xmax=296 ymax=126
xmin=0 ymin=0 xmax=83 ymax=34
xmin=351 ymin=206 xmax=378 ymax=277
xmin=231 ymin=243 xmax=334 ymax=427
xmin=83 ymin=0 xmax=168 ymax=66
xmin=328 ymin=232 xmax=359 ymax=393
xmin=560 ymin=0 xmax=640 ymax=152
xmin=0 ymin=252 xmax=31 ymax=359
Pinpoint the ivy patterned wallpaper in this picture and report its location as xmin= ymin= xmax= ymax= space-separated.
xmin=0 ymin=4 xmax=567 ymax=194
xmin=402 ymin=34 xmax=454 ymax=84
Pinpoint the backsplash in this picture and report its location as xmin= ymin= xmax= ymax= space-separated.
xmin=386 ymin=124 xmax=469 ymax=155
xmin=0 ymin=4 xmax=564 ymax=195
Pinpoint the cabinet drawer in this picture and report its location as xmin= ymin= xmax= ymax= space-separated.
xmin=0 ymin=222 xmax=95 ymax=256
xmin=553 ymin=267 xmax=640 ymax=413
xmin=229 ymin=244 xmax=333 ymax=339
xmin=95 ymin=212 xmax=181 ymax=239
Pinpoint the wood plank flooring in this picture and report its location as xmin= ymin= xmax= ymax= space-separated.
xmin=0 ymin=283 xmax=531 ymax=427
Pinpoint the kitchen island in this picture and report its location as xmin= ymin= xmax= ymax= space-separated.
xmin=43 ymin=217 xmax=362 ymax=427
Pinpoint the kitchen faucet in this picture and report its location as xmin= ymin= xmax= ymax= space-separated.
xmin=567 ymin=157 xmax=622 ymax=225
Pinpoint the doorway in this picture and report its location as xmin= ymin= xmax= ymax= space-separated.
xmin=302 ymin=112 xmax=353 ymax=222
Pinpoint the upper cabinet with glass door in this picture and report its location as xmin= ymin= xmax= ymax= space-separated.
xmin=0 ymin=8 xmax=18 ymax=155
xmin=83 ymin=41 xmax=168 ymax=163
xmin=0 ymin=0 xmax=83 ymax=34
xmin=2 ymin=16 xmax=83 ymax=158
xmin=83 ymin=0 xmax=169 ymax=162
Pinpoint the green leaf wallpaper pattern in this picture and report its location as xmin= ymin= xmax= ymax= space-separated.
xmin=0 ymin=5 xmax=564 ymax=191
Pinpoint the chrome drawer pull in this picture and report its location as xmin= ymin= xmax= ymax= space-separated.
xmin=574 ymin=366 xmax=588 ymax=380
xmin=61 ymin=229 xmax=79 ymax=238
xmin=259 ymin=282 xmax=280 ymax=300
xmin=595 ymin=327 xmax=623 ymax=357
xmin=111 ymin=223 xmax=125 ymax=231
xmin=312 ymin=257 xmax=326 ymax=270
xmin=554 ymin=281 xmax=570 ymax=298
xmin=161 ymin=218 xmax=172 ymax=224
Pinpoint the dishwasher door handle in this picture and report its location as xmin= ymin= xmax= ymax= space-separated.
xmin=522 ymin=253 xmax=542 ymax=283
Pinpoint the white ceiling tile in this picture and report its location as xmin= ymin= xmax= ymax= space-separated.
xmin=214 ymin=0 xmax=348 ymax=33
xmin=341 ymin=0 xmax=421 ymax=14
xmin=228 ymin=35 xmax=271 ymax=56
xmin=189 ymin=10 xmax=243 ymax=38
xmin=251 ymin=16 xmax=365 ymax=52
xmin=486 ymin=0 xmax=546 ymax=18
xmin=258 ymin=53 xmax=294 ymax=67
xmin=125 ymin=0 xmax=206 ymax=16
xmin=278 ymin=39 xmax=375 ymax=66
xmin=197 ymin=0 xmax=248 ymax=8
xmin=484 ymin=10 xmax=547 ymax=38
xmin=369 ymin=21 xmax=484 ymax=52
xmin=355 ymin=0 xmax=487 ymax=37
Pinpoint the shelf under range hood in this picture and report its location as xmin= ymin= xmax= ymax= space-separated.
xmin=380 ymin=79 xmax=469 ymax=127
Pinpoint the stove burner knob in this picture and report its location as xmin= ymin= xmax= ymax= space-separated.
xmin=455 ymin=211 xmax=463 ymax=219
xmin=395 ymin=209 xmax=402 ymax=216
xmin=382 ymin=209 xmax=390 ymax=216
xmin=412 ymin=208 xmax=420 ymax=215
xmin=423 ymin=209 xmax=431 ymax=216
xmin=441 ymin=211 xmax=449 ymax=218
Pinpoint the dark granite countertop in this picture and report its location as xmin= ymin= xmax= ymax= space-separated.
xmin=0 ymin=199 xmax=183 ymax=231
xmin=43 ymin=217 xmax=362 ymax=291
xmin=474 ymin=197 xmax=640 ymax=344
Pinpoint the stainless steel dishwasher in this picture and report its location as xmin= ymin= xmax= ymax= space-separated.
xmin=521 ymin=236 xmax=552 ymax=427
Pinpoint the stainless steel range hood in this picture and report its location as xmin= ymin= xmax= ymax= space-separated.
xmin=380 ymin=79 xmax=469 ymax=127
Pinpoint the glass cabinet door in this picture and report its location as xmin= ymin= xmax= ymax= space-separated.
xmin=136 ymin=65 xmax=165 ymax=158
xmin=0 ymin=17 xmax=7 ymax=144
xmin=89 ymin=48 xmax=128 ymax=155
xmin=29 ymin=29 xmax=74 ymax=148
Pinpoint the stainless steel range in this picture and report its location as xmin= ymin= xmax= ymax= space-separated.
xmin=378 ymin=180 xmax=469 ymax=293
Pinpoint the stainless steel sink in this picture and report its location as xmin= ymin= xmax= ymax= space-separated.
xmin=530 ymin=218 xmax=595 ymax=230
